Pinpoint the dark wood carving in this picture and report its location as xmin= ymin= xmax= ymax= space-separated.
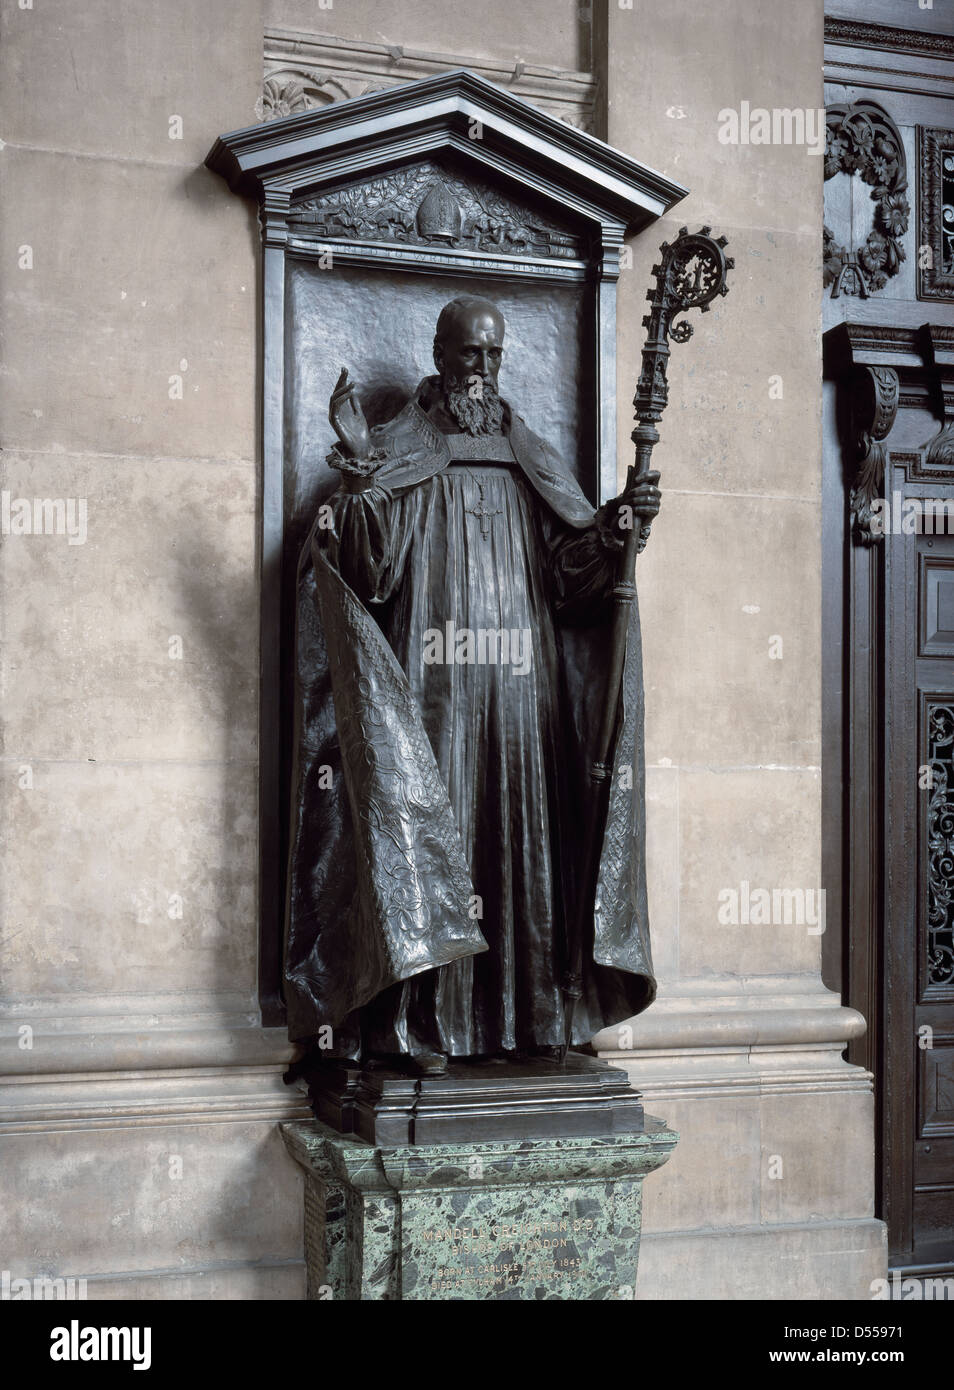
xmin=849 ymin=365 xmax=899 ymax=544
xmin=826 ymin=17 xmax=954 ymax=60
xmin=918 ymin=127 xmax=954 ymax=302
xmin=926 ymin=702 xmax=954 ymax=991
xmin=824 ymin=101 xmax=908 ymax=299
xmin=923 ymin=324 xmax=954 ymax=468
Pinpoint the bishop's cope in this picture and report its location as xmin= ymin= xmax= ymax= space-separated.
xmin=285 ymin=296 xmax=661 ymax=1075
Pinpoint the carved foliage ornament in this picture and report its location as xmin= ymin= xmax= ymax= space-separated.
xmin=259 ymin=76 xmax=311 ymax=121
xmin=849 ymin=365 xmax=899 ymax=545
xmin=824 ymin=101 xmax=908 ymax=299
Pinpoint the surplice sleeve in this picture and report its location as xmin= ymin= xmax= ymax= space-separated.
xmin=315 ymin=467 xmax=417 ymax=606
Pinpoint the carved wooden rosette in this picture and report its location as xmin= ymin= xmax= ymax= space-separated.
xmin=849 ymin=365 xmax=899 ymax=545
xmin=824 ymin=101 xmax=908 ymax=300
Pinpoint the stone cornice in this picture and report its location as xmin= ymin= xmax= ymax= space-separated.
xmin=263 ymin=26 xmax=601 ymax=134
xmin=1 ymin=1022 xmax=295 ymax=1076
xmin=594 ymin=1001 xmax=867 ymax=1055
xmin=0 ymin=1067 xmax=311 ymax=1135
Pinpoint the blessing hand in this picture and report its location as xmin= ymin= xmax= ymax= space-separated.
xmin=329 ymin=367 xmax=372 ymax=461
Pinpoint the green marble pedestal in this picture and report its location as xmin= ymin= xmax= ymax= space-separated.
xmin=281 ymin=1117 xmax=677 ymax=1300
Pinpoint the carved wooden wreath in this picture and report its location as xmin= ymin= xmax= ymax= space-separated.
xmin=824 ymin=101 xmax=909 ymax=299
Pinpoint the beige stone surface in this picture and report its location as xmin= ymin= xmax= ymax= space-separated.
xmin=607 ymin=0 xmax=823 ymax=232
xmin=641 ymin=1094 xmax=763 ymax=1233
xmin=0 ymin=450 xmax=258 ymax=763
xmin=0 ymin=1020 xmax=294 ymax=1077
xmin=1 ymin=149 xmax=259 ymax=460
xmin=644 ymin=765 xmax=679 ymax=981
xmin=0 ymin=1119 xmax=303 ymax=1275
xmin=636 ymin=1219 xmax=886 ymax=1300
xmin=618 ymin=222 xmax=823 ymax=501
xmin=676 ymin=767 xmax=823 ymax=978
xmin=608 ymin=0 xmax=825 ymax=1003
xmin=639 ymin=493 xmax=822 ymax=771
xmin=759 ymin=1088 xmax=875 ymax=1224
xmin=0 ymin=759 xmax=257 ymax=1001
xmin=0 ymin=0 xmax=264 ymax=165
xmin=266 ymin=0 xmax=585 ymax=72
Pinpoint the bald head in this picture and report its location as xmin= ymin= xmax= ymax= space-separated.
xmin=433 ymin=296 xmax=505 ymax=389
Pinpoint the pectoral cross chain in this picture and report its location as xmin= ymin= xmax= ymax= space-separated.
xmin=465 ymin=480 xmax=502 ymax=540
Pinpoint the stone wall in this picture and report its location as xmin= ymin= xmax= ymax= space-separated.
xmin=0 ymin=0 xmax=883 ymax=1299
xmin=0 ymin=0 xmax=307 ymax=1300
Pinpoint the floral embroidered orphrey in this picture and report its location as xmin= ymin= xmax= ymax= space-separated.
xmin=824 ymin=100 xmax=909 ymax=300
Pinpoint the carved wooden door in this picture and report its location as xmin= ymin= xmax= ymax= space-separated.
xmin=884 ymin=487 xmax=954 ymax=1269
xmin=823 ymin=11 xmax=954 ymax=1279
xmin=836 ymin=429 xmax=954 ymax=1276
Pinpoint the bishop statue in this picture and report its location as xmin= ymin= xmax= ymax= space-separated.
xmin=284 ymin=295 xmax=660 ymax=1074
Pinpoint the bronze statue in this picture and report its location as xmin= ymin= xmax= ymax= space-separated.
xmin=284 ymin=295 xmax=662 ymax=1074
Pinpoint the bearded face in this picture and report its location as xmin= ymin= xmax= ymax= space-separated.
xmin=433 ymin=299 xmax=507 ymax=436
xmin=441 ymin=372 xmax=506 ymax=436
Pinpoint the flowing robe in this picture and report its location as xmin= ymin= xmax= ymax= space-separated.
xmin=284 ymin=386 xmax=655 ymax=1056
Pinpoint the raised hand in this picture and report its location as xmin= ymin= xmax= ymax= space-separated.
xmin=329 ymin=367 xmax=371 ymax=461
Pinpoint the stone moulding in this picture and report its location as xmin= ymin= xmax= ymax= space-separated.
xmin=262 ymin=27 xmax=601 ymax=135
xmin=593 ymin=997 xmax=868 ymax=1054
